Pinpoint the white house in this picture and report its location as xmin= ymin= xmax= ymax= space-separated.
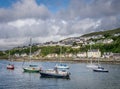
xmin=103 ymin=39 xmax=113 ymax=44
xmin=46 ymin=53 xmax=58 ymax=58
xmin=87 ymin=49 xmax=101 ymax=58
xmin=21 ymin=53 xmax=27 ymax=57
xmin=65 ymin=53 xmax=73 ymax=58
xmin=77 ymin=52 xmax=87 ymax=58
xmin=102 ymin=52 xmax=113 ymax=58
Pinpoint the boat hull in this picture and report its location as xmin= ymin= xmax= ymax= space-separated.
xmin=93 ymin=69 xmax=109 ymax=72
xmin=23 ymin=68 xmax=40 ymax=73
xmin=7 ymin=65 xmax=14 ymax=70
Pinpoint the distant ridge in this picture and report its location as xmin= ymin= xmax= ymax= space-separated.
xmin=81 ymin=27 xmax=120 ymax=37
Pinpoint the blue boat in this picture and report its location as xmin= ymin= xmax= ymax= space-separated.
xmin=55 ymin=64 xmax=69 ymax=69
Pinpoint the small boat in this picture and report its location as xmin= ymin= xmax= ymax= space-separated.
xmin=7 ymin=51 xmax=15 ymax=70
xmin=86 ymin=64 xmax=98 ymax=69
xmin=93 ymin=66 xmax=109 ymax=72
xmin=40 ymin=67 xmax=70 ymax=79
xmin=23 ymin=38 xmax=41 ymax=73
xmin=55 ymin=64 xmax=69 ymax=69
xmin=7 ymin=64 xmax=14 ymax=69
xmin=23 ymin=65 xmax=41 ymax=73
xmin=55 ymin=46 xmax=69 ymax=69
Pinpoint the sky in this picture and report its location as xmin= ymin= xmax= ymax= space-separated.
xmin=0 ymin=0 xmax=120 ymax=50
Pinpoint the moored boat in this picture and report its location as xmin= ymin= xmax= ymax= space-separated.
xmin=40 ymin=68 xmax=70 ymax=79
xmin=23 ymin=65 xmax=41 ymax=73
xmin=55 ymin=46 xmax=69 ymax=69
xmin=7 ymin=64 xmax=14 ymax=69
xmin=86 ymin=64 xmax=98 ymax=69
xmin=23 ymin=38 xmax=41 ymax=73
xmin=7 ymin=51 xmax=15 ymax=70
xmin=93 ymin=66 xmax=109 ymax=72
xmin=55 ymin=64 xmax=69 ymax=69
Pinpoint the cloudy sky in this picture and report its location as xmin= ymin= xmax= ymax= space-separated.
xmin=0 ymin=0 xmax=120 ymax=50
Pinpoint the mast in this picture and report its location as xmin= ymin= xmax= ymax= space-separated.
xmin=90 ymin=44 xmax=92 ymax=64
xmin=8 ymin=51 xmax=10 ymax=61
xmin=29 ymin=38 xmax=32 ymax=64
xmin=60 ymin=46 xmax=62 ymax=63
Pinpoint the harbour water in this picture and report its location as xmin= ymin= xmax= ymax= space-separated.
xmin=0 ymin=60 xmax=120 ymax=89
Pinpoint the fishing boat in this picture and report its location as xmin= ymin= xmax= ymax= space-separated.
xmin=7 ymin=51 xmax=15 ymax=70
xmin=23 ymin=38 xmax=41 ymax=73
xmin=40 ymin=67 xmax=70 ymax=79
xmin=93 ymin=66 xmax=109 ymax=72
xmin=55 ymin=46 xmax=69 ymax=69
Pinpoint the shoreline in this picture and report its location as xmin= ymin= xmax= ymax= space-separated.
xmin=1 ymin=57 xmax=120 ymax=64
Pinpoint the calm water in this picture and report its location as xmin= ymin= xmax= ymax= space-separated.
xmin=0 ymin=60 xmax=120 ymax=89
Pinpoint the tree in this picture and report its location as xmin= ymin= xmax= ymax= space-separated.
xmin=72 ymin=42 xmax=77 ymax=46
xmin=104 ymin=33 xmax=111 ymax=38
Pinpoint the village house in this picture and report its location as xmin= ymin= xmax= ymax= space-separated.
xmin=46 ymin=53 xmax=58 ymax=58
xmin=102 ymin=52 xmax=113 ymax=58
xmin=64 ymin=53 xmax=73 ymax=58
xmin=72 ymin=46 xmax=80 ymax=49
xmin=14 ymin=53 xmax=20 ymax=57
xmin=77 ymin=52 xmax=87 ymax=58
xmin=103 ymin=39 xmax=113 ymax=44
xmin=87 ymin=49 xmax=101 ymax=58
xmin=21 ymin=53 xmax=27 ymax=57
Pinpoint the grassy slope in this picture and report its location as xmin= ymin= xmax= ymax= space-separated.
xmin=81 ymin=28 xmax=120 ymax=37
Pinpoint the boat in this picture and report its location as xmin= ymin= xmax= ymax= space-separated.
xmin=86 ymin=57 xmax=98 ymax=69
xmin=23 ymin=64 xmax=41 ymax=73
xmin=40 ymin=67 xmax=70 ymax=79
xmin=93 ymin=66 xmax=109 ymax=72
xmin=93 ymin=58 xmax=108 ymax=72
xmin=7 ymin=64 xmax=14 ymax=69
xmin=86 ymin=47 xmax=99 ymax=69
xmin=23 ymin=38 xmax=41 ymax=73
xmin=86 ymin=63 xmax=98 ymax=69
xmin=55 ymin=46 xmax=69 ymax=69
xmin=7 ymin=51 xmax=15 ymax=70
xmin=55 ymin=64 xmax=69 ymax=69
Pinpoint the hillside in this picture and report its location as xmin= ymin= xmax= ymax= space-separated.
xmin=81 ymin=28 xmax=120 ymax=37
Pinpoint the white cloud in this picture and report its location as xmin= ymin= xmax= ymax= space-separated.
xmin=0 ymin=0 xmax=120 ymax=50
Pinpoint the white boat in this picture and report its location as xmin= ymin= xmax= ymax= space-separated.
xmin=23 ymin=65 xmax=41 ymax=73
xmin=55 ymin=46 xmax=69 ymax=69
xmin=86 ymin=63 xmax=98 ymax=69
xmin=40 ymin=68 xmax=70 ymax=79
xmin=55 ymin=64 xmax=69 ymax=69
xmin=86 ymin=57 xmax=99 ymax=69
xmin=93 ymin=66 xmax=109 ymax=72
xmin=7 ymin=51 xmax=15 ymax=70
xmin=93 ymin=58 xmax=109 ymax=72
xmin=23 ymin=38 xmax=41 ymax=73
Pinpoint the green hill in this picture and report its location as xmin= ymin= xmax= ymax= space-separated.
xmin=82 ymin=28 xmax=120 ymax=37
